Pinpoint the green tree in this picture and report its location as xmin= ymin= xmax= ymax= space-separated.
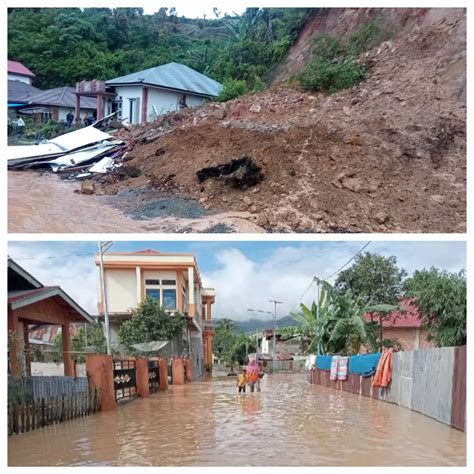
xmin=212 ymin=318 xmax=238 ymax=366
xmin=52 ymin=323 xmax=107 ymax=363
xmin=118 ymin=298 xmax=187 ymax=353
xmin=335 ymin=252 xmax=407 ymax=306
xmin=404 ymin=268 xmax=466 ymax=347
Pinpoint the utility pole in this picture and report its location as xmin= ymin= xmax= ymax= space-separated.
xmin=316 ymin=278 xmax=321 ymax=356
xmin=98 ymin=241 xmax=113 ymax=355
xmin=269 ymin=299 xmax=283 ymax=373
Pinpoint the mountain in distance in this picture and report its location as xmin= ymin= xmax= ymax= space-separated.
xmin=214 ymin=315 xmax=299 ymax=334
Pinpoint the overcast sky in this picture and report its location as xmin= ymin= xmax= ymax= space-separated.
xmin=8 ymin=240 xmax=466 ymax=320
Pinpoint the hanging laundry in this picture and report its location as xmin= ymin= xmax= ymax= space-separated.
xmin=330 ymin=356 xmax=340 ymax=381
xmin=348 ymin=353 xmax=381 ymax=377
xmin=372 ymin=348 xmax=394 ymax=387
xmin=330 ymin=356 xmax=349 ymax=381
xmin=337 ymin=356 xmax=349 ymax=381
xmin=316 ymin=355 xmax=332 ymax=371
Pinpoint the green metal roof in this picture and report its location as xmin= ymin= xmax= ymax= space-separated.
xmin=106 ymin=62 xmax=222 ymax=97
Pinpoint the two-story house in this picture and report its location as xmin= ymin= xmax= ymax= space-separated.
xmin=95 ymin=249 xmax=216 ymax=378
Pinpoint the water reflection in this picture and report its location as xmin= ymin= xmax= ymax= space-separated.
xmin=8 ymin=374 xmax=465 ymax=466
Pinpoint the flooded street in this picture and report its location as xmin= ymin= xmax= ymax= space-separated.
xmin=8 ymin=374 xmax=465 ymax=467
xmin=8 ymin=171 xmax=263 ymax=233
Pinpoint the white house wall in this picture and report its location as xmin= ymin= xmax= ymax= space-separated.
xmin=105 ymin=268 xmax=137 ymax=313
xmin=115 ymin=85 xmax=143 ymax=125
xmin=147 ymin=88 xmax=207 ymax=122
xmin=8 ymin=74 xmax=31 ymax=85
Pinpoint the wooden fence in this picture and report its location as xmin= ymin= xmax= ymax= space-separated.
xmin=8 ymin=387 xmax=102 ymax=436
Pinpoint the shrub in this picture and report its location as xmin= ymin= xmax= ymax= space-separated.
xmin=297 ymin=20 xmax=384 ymax=93
xmin=298 ymin=58 xmax=366 ymax=93
xmin=216 ymin=78 xmax=249 ymax=102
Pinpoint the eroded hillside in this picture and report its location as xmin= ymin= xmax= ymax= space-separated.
xmin=90 ymin=8 xmax=466 ymax=233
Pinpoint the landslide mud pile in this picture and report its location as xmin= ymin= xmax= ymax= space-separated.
xmin=97 ymin=11 xmax=466 ymax=232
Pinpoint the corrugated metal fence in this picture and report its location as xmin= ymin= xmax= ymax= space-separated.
xmin=8 ymin=376 xmax=88 ymax=404
xmin=309 ymin=346 xmax=466 ymax=431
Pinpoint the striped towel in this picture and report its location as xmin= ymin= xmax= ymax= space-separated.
xmin=337 ymin=357 xmax=349 ymax=381
xmin=330 ymin=356 xmax=340 ymax=381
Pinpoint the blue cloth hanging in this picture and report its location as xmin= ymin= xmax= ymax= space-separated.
xmin=348 ymin=353 xmax=381 ymax=377
xmin=316 ymin=355 xmax=333 ymax=371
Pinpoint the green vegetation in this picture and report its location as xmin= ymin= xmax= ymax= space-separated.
xmin=335 ymin=252 xmax=407 ymax=306
xmin=8 ymin=7 xmax=311 ymax=99
xmin=216 ymin=78 xmax=249 ymax=102
xmin=298 ymin=20 xmax=384 ymax=93
xmin=118 ymin=298 xmax=187 ymax=354
xmin=404 ymin=268 xmax=466 ymax=347
xmin=213 ymin=318 xmax=254 ymax=367
xmin=52 ymin=324 xmax=107 ymax=363
xmin=291 ymin=252 xmax=466 ymax=354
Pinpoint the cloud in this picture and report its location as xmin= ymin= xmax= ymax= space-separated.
xmin=8 ymin=242 xmax=98 ymax=314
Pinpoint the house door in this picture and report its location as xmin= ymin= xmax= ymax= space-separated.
xmin=128 ymin=97 xmax=140 ymax=124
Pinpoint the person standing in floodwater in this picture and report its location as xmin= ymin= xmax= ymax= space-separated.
xmin=237 ymin=369 xmax=247 ymax=393
xmin=246 ymin=359 xmax=260 ymax=393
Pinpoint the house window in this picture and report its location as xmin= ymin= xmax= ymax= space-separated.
xmin=146 ymin=288 xmax=161 ymax=301
xmin=144 ymin=276 xmax=177 ymax=310
xmin=163 ymin=289 xmax=177 ymax=309
xmin=145 ymin=279 xmax=160 ymax=285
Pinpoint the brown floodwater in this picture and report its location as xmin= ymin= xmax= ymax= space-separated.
xmin=8 ymin=171 xmax=264 ymax=233
xmin=8 ymin=374 xmax=465 ymax=467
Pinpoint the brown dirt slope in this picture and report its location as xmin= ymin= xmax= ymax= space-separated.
xmin=106 ymin=8 xmax=465 ymax=233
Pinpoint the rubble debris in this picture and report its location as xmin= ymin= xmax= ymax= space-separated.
xmin=8 ymin=113 xmax=129 ymax=180
xmin=196 ymin=156 xmax=264 ymax=189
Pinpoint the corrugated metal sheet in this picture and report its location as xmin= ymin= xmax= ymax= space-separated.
xmin=8 ymin=376 xmax=88 ymax=402
xmin=106 ymin=62 xmax=222 ymax=97
xmin=28 ymin=86 xmax=96 ymax=109
xmin=451 ymin=345 xmax=466 ymax=431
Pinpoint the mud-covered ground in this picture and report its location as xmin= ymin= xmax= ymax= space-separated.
xmin=8 ymin=9 xmax=466 ymax=233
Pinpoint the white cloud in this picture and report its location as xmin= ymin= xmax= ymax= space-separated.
xmin=8 ymin=242 xmax=98 ymax=314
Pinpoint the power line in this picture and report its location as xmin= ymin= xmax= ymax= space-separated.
xmin=322 ymin=241 xmax=371 ymax=281
xmin=289 ymin=277 xmax=316 ymax=313
xmin=289 ymin=241 xmax=371 ymax=312
xmin=10 ymin=252 xmax=95 ymax=261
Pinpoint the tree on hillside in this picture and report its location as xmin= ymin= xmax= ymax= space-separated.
xmin=404 ymin=268 xmax=466 ymax=347
xmin=118 ymin=298 xmax=187 ymax=353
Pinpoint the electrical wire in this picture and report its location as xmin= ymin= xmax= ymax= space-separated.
xmin=289 ymin=241 xmax=372 ymax=312
xmin=321 ymin=241 xmax=371 ymax=281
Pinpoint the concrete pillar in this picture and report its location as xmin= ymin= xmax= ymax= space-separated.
xmin=141 ymin=87 xmax=148 ymax=124
xmin=62 ymin=322 xmax=74 ymax=377
xmin=159 ymin=359 xmax=168 ymax=391
xmin=96 ymin=94 xmax=104 ymax=120
xmin=136 ymin=357 xmax=150 ymax=398
xmin=136 ymin=267 xmax=141 ymax=304
xmin=86 ymin=354 xmax=116 ymax=411
xmin=75 ymin=93 xmax=81 ymax=125
xmin=184 ymin=358 xmax=193 ymax=382
xmin=172 ymin=358 xmax=185 ymax=385
xmin=207 ymin=301 xmax=212 ymax=321
xmin=187 ymin=267 xmax=195 ymax=317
